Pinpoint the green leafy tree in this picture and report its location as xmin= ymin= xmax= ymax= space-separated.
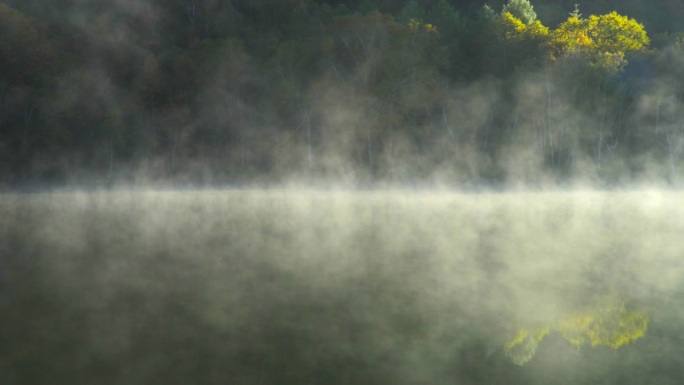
xmin=502 ymin=0 xmax=538 ymax=25
xmin=427 ymin=0 xmax=461 ymax=34
xmin=398 ymin=0 xmax=426 ymax=24
xmin=357 ymin=0 xmax=378 ymax=15
xmin=0 ymin=3 xmax=57 ymax=86
xmin=493 ymin=10 xmax=550 ymax=71
xmin=499 ymin=10 xmax=549 ymax=43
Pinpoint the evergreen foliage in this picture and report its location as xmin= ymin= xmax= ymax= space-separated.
xmin=502 ymin=0 xmax=538 ymax=25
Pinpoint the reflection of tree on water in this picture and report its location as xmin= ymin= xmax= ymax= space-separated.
xmin=504 ymin=295 xmax=649 ymax=365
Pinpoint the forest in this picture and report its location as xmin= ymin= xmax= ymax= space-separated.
xmin=2 ymin=0 xmax=684 ymax=188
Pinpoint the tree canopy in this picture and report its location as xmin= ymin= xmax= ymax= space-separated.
xmin=502 ymin=0 xmax=538 ymax=25
xmin=550 ymin=10 xmax=650 ymax=70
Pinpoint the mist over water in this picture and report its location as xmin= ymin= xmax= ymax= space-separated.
xmin=3 ymin=0 xmax=684 ymax=382
xmin=2 ymin=188 xmax=683 ymax=384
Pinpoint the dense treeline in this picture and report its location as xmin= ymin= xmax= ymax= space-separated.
xmin=2 ymin=0 xmax=684 ymax=188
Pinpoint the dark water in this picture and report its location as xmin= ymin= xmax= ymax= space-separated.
xmin=1 ymin=189 xmax=683 ymax=384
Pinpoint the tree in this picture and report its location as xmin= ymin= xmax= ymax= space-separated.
xmin=499 ymin=10 xmax=549 ymax=43
xmin=0 ymin=3 xmax=57 ymax=86
xmin=268 ymin=34 xmax=330 ymax=171
xmin=427 ymin=0 xmax=461 ymax=35
xmin=550 ymin=10 xmax=650 ymax=71
xmin=398 ymin=0 xmax=426 ymax=24
xmin=494 ymin=9 xmax=550 ymax=71
xmin=356 ymin=0 xmax=378 ymax=15
xmin=502 ymin=0 xmax=538 ymax=25
xmin=193 ymin=38 xmax=255 ymax=173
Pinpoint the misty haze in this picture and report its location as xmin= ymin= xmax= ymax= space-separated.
xmin=2 ymin=189 xmax=683 ymax=384
xmin=2 ymin=0 xmax=684 ymax=384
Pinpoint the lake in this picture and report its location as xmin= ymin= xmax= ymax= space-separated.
xmin=1 ymin=189 xmax=682 ymax=384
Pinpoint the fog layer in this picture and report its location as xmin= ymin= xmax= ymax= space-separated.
xmin=1 ymin=189 xmax=683 ymax=384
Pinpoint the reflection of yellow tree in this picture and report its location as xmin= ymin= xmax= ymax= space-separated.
xmin=504 ymin=327 xmax=551 ymax=366
xmin=504 ymin=297 xmax=649 ymax=365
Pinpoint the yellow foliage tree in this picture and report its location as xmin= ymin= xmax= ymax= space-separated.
xmin=499 ymin=11 xmax=549 ymax=43
xmin=494 ymin=11 xmax=550 ymax=70
xmin=550 ymin=11 xmax=650 ymax=71
xmin=495 ymin=7 xmax=648 ymax=72
xmin=408 ymin=18 xmax=438 ymax=34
